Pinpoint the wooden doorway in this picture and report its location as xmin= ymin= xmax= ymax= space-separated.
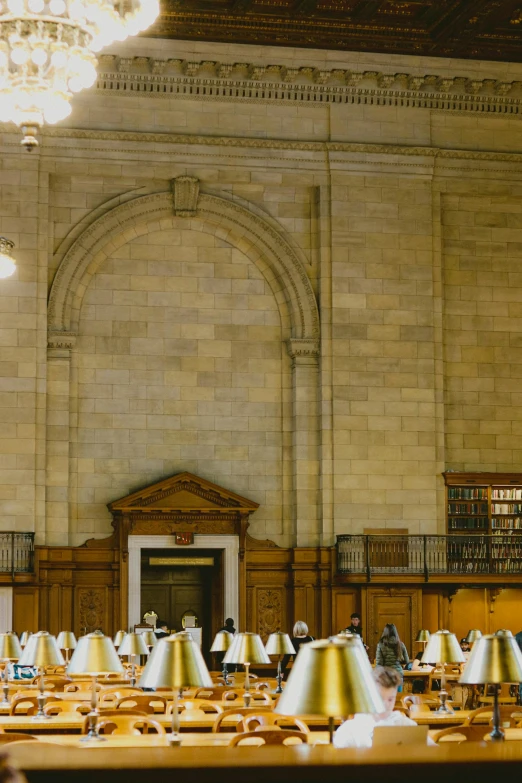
xmin=367 ymin=588 xmax=420 ymax=660
xmin=140 ymin=548 xmax=224 ymax=660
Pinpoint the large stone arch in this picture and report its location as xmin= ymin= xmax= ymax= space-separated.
xmin=48 ymin=189 xmax=319 ymax=341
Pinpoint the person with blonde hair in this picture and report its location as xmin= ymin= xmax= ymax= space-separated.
xmin=281 ymin=621 xmax=314 ymax=674
xmin=334 ymin=666 xmax=417 ymax=748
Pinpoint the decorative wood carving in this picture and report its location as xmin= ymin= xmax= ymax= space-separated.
xmin=257 ymin=588 xmax=283 ymax=641
xmin=77 ymin=587 xmax=105 ymax=634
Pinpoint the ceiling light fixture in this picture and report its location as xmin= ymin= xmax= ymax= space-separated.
xmin=0 ymin=0 xmax=159 ymax=151
xmin=0 ymin=237 xmax=16 ymax=278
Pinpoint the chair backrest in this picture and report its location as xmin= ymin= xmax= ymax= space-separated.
xmin=228 ymin=729 xmax=308 ymax=746
xmin=64 ymin=681 xmax=102 ymax=692
xmin=402 ymin=694 xmax=438 ymax=708
xmin=408 ymin=704 xmax=431 ymax=717
xmin=99 ymin=688 xmax=143 ymax=704
xmin=169 ymin=699 xmax=223 ymax=718
xmin=93 ymin=715 xmax=165 ymax=736
xmin=9 ymin=696 xmax=43 ymax=716
xmin=434 ymin=725 xmax=489 ymax=743
xmin=242 ymin=714 xmax=309 ymax=733
xmin=43 ymin=700 xmax=90 ymax=716
xmin=212 ymin=707 xmax=267 ymax=733
xmin=465 ymin=706 xmax=522 ymax=727
xmin=115 ymin=695 xmax=167 ymax=714
xmin=31 ymin=676 xmax=72 ymax=692
xmin=194 ymin=686 xmax=242 ymax=700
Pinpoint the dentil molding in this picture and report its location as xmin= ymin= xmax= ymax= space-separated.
xmin=95 ymin=55 xmax=522 ymax=116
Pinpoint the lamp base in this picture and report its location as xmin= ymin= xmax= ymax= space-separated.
xmin=489 ymin=727 xmax=505 ymax=742
xmin=31 ymin=713 xmax=53 ymax=721
xmin=80 ymin=731 xmax=106 ymax=743
xmin=434 ymin=689 xmax=453 ymax=714
xmin=168 ymin=734 xmax=182 ymax=747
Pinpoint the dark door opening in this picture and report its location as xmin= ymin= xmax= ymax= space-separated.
xmin=140 ymin=548 xmax=224 ymax=663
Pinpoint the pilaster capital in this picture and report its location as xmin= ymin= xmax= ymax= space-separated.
xmin=47 ymin=331 xmax=76 ymax=359
xmin=286 ymin=338 xmax=320 ymax=365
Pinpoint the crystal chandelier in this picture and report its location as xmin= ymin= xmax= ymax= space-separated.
xmin=0 ymin=0 xmax=159 ymax=151
xmin=0 ymin=237 xmax=16 ymax=278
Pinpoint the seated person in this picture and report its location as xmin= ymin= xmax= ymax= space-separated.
xmin=411 ymin=650 xmax=434 ymax=672
xmin=334 ymin=666 xmax=419 ymax=748
xmin=460 ymin=638 xmax=470 ymax=660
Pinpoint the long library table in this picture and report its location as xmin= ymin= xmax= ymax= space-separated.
xmin=0 ymin=714 xmax=341 ymax=733
xmin=8 ymin=739 xmax=522 ymax=783
xmin=1 ymin=731 xmax=331 ymax=748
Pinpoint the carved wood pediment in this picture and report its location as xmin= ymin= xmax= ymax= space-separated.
xmin=108 ymin=471 xmax=259 ymax=515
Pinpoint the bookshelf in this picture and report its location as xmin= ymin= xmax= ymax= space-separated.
xmin=443 ymin=473 xmax=522 ymax=574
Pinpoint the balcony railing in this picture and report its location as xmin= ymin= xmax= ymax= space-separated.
xmin=337 ymin=534 xmax=522 ymax=579
xmin=0 ymin=533 xmax=34 ymax=575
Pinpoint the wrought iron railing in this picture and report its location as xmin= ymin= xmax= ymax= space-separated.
xmin=0 ymin=533 xmax=34 ymax=575
xmin=337 ymin=534 xmax=522 ymax=579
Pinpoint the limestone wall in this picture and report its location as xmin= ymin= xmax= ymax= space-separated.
xmin=1 ymin=38 xmax=522 ymax=545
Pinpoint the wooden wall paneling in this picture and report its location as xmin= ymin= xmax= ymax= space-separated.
xmin=487 ymin=588 xmax=522 ymax=635
xmin=422 ymin=591 xmax=440 ymax=634
xmin=75 ymin=586 xmax=110 ymax=636
xmin=13 ymin=587 xmax=38 ymax=633
xmin=332 ymin=589 xmax=358 ymax=633
xmin=448 ymin=589 xmax=487 ymax=641
xmin=367 ymin=588 xmax=420 ymax=659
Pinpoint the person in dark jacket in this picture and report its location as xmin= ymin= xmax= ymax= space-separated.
xmin=154 ymin=621 xmax=170 ymax=639
xmin=281 ymin=621 xmax=314 ymax=674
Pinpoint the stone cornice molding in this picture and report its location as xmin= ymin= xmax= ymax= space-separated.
xmin=5 ymin=126 xmax=522 ymax=171
xmin=48 ymin=191 xmax=319 ymax=342
xmin=94 ymin=56 xmax=522 ymax=116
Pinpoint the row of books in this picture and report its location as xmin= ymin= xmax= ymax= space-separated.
xmin=492 ymin=488 xmax=522 ymax=500
xmin=448 ymin=518 xmax=488 ymax=530
xmin=448 ymin=503 xmax=488 ymax=514
xmin=448 ymin=487 xmax=487 ymax=500
xmin=491 ymin=504 xmax=522 ymax=514
xmin=491 ymin=518 xmax=522 ymax=529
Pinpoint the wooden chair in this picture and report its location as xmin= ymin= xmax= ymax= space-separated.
xmin=478 ymin=683 xmax=517 ymax=705
xmin=433 ymin=725 xmax=489 ymax=743
xmin=465 ymin=705 xmax=522 ymax=727
xmin=168 ymin=699 xmax=223 ymax=720
xmin=116 ymin=695 xmax=167 ymax=714
xmin=255 ymin=680 xmax=280 ymax=691
xmin=0 ymin=733 xmax=39 ymax=744
xmin=9 ymin=695 xmax=56 ymax=716
xmin=224 ymin=690 xmax=272 ymax=705
xmin=29 ymin=676 xmax=72 ymax=692
xmin=228 ymin=729 xmax=308 ymax=746
xmin=241 ymin=713 xmax=309 ymax=733
xmin=408 ymin=704 xmax=431 ymax=718
xmin=91 ymin=715 xmax=165 ymax=735
xmin=65 ymin=681 xmax=102 ymax=692
xmin=43 ymin=700 xmax=90 ymax=716
xmin=212 ymin=707 xmax=268 ymax=733
xmin=194 ymin=686 xmax=243 ymax=700
xmin=99 ymin=688 xmax=143 ymax=705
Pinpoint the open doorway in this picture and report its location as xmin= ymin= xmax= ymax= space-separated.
xmin=140 ymin=548 xmax=224 ymax=661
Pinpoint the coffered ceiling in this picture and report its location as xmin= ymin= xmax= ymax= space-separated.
xmin=148 ymin=1 xmax=522 ymax=63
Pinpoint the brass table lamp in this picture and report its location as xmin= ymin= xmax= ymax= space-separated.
xmin=275 ymin=637 xmax=384 ymax=743
xmin=67 ymin=631 xmax=124 ymax=741
xmin=18 ymin=631 xmax=65 ymax=719
xmin=265 ymin=631 xmax=295 ymax=693
xmin=460 ymin=632 xmax=522 ymax=741
xmin=223 ymin=632 xmax=271 ymax=707
xmin=113 ymin=630 xmax=127 ymax=649
xmin=0 ymin=633 xmax=21 ymax=706
xmin=56 ymin=631 xmax=77 ymax=664
xmin=465 ymin=629 xmax=482 ymax=647
xmin=117 ymin=632 xmax=149 ymax=686
xmin=19 ymin=631 xmax=31 ymax=648
xmin=139 ymin=633 xmax=212 ymax=746
xmin=141 ymin=630 xmax=157 ymax=650
xmin=421 ymin=630 xmax=465 ymax=713
xmin=415 ymin=630 xmax=430 ymax=649
xmin=210 ymin=630 xmax=233 ymax=684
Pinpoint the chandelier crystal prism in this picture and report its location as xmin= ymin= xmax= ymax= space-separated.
xmin=0 ymin=0 xmax=159 ymax=150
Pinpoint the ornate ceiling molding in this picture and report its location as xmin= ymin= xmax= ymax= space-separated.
xmin=93 ymin=55 xmax=522 ymax=116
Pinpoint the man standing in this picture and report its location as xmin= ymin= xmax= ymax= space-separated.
xmin=342 ymin=613 xmax=369 ymax=653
